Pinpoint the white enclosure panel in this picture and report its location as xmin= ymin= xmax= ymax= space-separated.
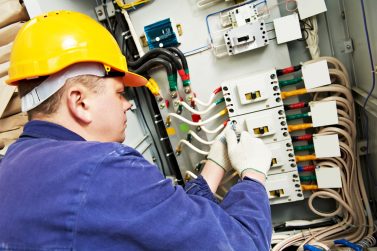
xmin=129 ymin=0 xmax=292 ymax=174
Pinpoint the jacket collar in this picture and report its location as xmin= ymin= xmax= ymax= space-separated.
xmin=20 ymin=120 xmax=85 ymax=141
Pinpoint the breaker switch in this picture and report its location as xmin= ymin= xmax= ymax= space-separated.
xmin=271 ymin=158 xmax=277 ymax=167
xmin=237 ymin=35 xmax=250 ymax=43
xmin=269 ymin=189 xmax=285 ymax=198
xmin=245 ymin=90 xmax=261 ymax=101
xmin=253 ymin=126 xmax=269 ymax=135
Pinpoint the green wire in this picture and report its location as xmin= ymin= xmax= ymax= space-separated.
xmin=183 ymin=69 xmax=191 ymax=86
xmin=294 ymin=144 xmax=315 ymax=152
xmin=215 ymin=97 xmax=225 ymax=105
xmin=183 ymin=79 xmax=191 ymax=86
xmin=299 ymin=175 xmax=317 ymax=182
xmin=286 ymin=112 xmax=311 ymax=121
xmin=168 ymin=75 xmax=178 ymax=91
xmin=279 ymin=77 xmax=303 ymax=87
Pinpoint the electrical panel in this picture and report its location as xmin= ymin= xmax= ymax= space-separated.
xmin=84 ymin=0 xmax=375 ymax=248
xmin=222 ymin=70 xmax=303 ymax=204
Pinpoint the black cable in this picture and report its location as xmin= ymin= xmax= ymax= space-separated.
xmin=167 ymin=47 xmax=188 ymax=70
xmin=274 ymin=217 xmax=339 ymax=232
xmin=132 ymin=57 xmax=173 ymax=76
xmin=158 ymin=54 xmax=177 ymax=74
xmin=128 ymin=48 xmax=183 ymax=71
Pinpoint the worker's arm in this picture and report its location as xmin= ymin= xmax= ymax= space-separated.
xmin=74 ymin=145 xmax=272 ymax=251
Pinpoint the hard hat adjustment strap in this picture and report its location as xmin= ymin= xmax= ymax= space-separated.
xmin=21 ymin=62 xmax=106 ymax=112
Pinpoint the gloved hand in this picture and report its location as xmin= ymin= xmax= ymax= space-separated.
xmin=206 ymin=127 xmax=231 ymax=172
xmin=225 ymin=128 xmax=272 ymax=177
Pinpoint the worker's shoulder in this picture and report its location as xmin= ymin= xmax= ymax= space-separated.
xmin=68 ymin=140 xmax=142 ymax=159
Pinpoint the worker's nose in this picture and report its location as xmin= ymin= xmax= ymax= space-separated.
xmin=123 ymin=99 xmax=132 ymax=112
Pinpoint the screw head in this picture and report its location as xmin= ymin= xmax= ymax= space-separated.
xmin=184 ymin=86 xmax=192 ymax=94
xmin=170 ymin=91 xmax=177 ymax=98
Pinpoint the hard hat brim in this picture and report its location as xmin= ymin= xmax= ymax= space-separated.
xmin=124 ymin=71 xmax=148 ymax=87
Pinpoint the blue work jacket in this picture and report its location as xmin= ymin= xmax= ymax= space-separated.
xmin=0 ymin=120 xmax=272 ymax=250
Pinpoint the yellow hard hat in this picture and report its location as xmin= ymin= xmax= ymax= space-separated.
xmin=6 ymin=10 xmax=147 ymax=87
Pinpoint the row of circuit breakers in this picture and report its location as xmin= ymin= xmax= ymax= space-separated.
xmin=162 ymin=59 xmax=341 ymax=205
xmin=143 ymin=1 xmax=327 ymax=57
xmin=222 ymin=60 xmax=340 ymax=204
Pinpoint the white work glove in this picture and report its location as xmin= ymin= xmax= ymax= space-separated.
xmin=225 ymin=129 xmax=272 ymax=177
xmin=207 ymin=127 xmax=231 ymax=172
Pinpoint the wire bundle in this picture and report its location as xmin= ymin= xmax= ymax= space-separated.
xmin=272 ymin=57 xmax=374 ymax=250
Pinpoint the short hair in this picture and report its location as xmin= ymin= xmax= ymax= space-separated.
xmin=18 ymin=75 xmax=105 ymax=120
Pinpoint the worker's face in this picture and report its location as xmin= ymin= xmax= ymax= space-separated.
xmin=89 ymin=77 xmax=131 ymax=143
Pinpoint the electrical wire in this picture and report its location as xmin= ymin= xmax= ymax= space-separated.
xmin=131 ymin=57 xmax=178 ymax=91
xmin=297 ymin=165 xmax=316 ymax=172
xmin=114 ymin=0 xmax=151 ymax=11
xmin=286 ymin=112 xmax=311 ymax=121
xmin=360 ymin=0 xmax=377 ymax=215
xmin=201 ymin=120 xmax=227 ymax=134
xmin=181 ymin=101 xmax=216 ymax=115
xmin=188 ymin=130 xmax=215 ymax=145
xmin=292 ymin=134 xmax=313 ymax=142
xmin=279 ymin=77 xmax=303 ymax=87
xmin=284 ymin=101 xmax=308 ymax=111
xmin=128 ymin=48 xmax=183 ymax=71
xmin=196 ymin=0 xmax=222 ymax=9
xmin=288 ymin=123 xmax=313 ymax=132
xmin=183 ymin=44 xmax=211 ymax=56
xmin=193 ymin=87 xmax=222 ymax=106
xmin=305 ymin=16 xmax=320 ymax=59
xmin=177 ymin=140 xmax=209 ymax=155
xmin=181 ymin=97 xmax=224 ymax=115
xmin=168 ymin=109 xmax=227 ymax=126
xmin=276 ymin=65 xmax=302 ymax=76
xmin=265 ymin=56 xmax=374 ymax=250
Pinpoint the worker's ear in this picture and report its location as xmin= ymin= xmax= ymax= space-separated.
xmin=66 ymin=85 xmax=92 ymax=124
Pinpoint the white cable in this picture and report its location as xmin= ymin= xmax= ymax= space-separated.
xmin=285 ymin=218 xmax=334 ymax=227
xmin=181 ymin=101 xmax=216 ymax=115
xmin=168 ymin=109 xmax=226 ymax=126
xmin=196 ymin=0 xmax=222 ymax=8
xmin=201 ymin=122 xmax=226 ymax=134
xmin=305 ymin=16 xmax=320 ymax=59
xmin=185 ymin=170 xmax=198 ymax=179
xmin=179 ymin=140 xmax=209 ymax=155
xmin=193 ymin=93 xmax=217 ymax=107
xmin=189 ymin=130 xmax=215 ymax=145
